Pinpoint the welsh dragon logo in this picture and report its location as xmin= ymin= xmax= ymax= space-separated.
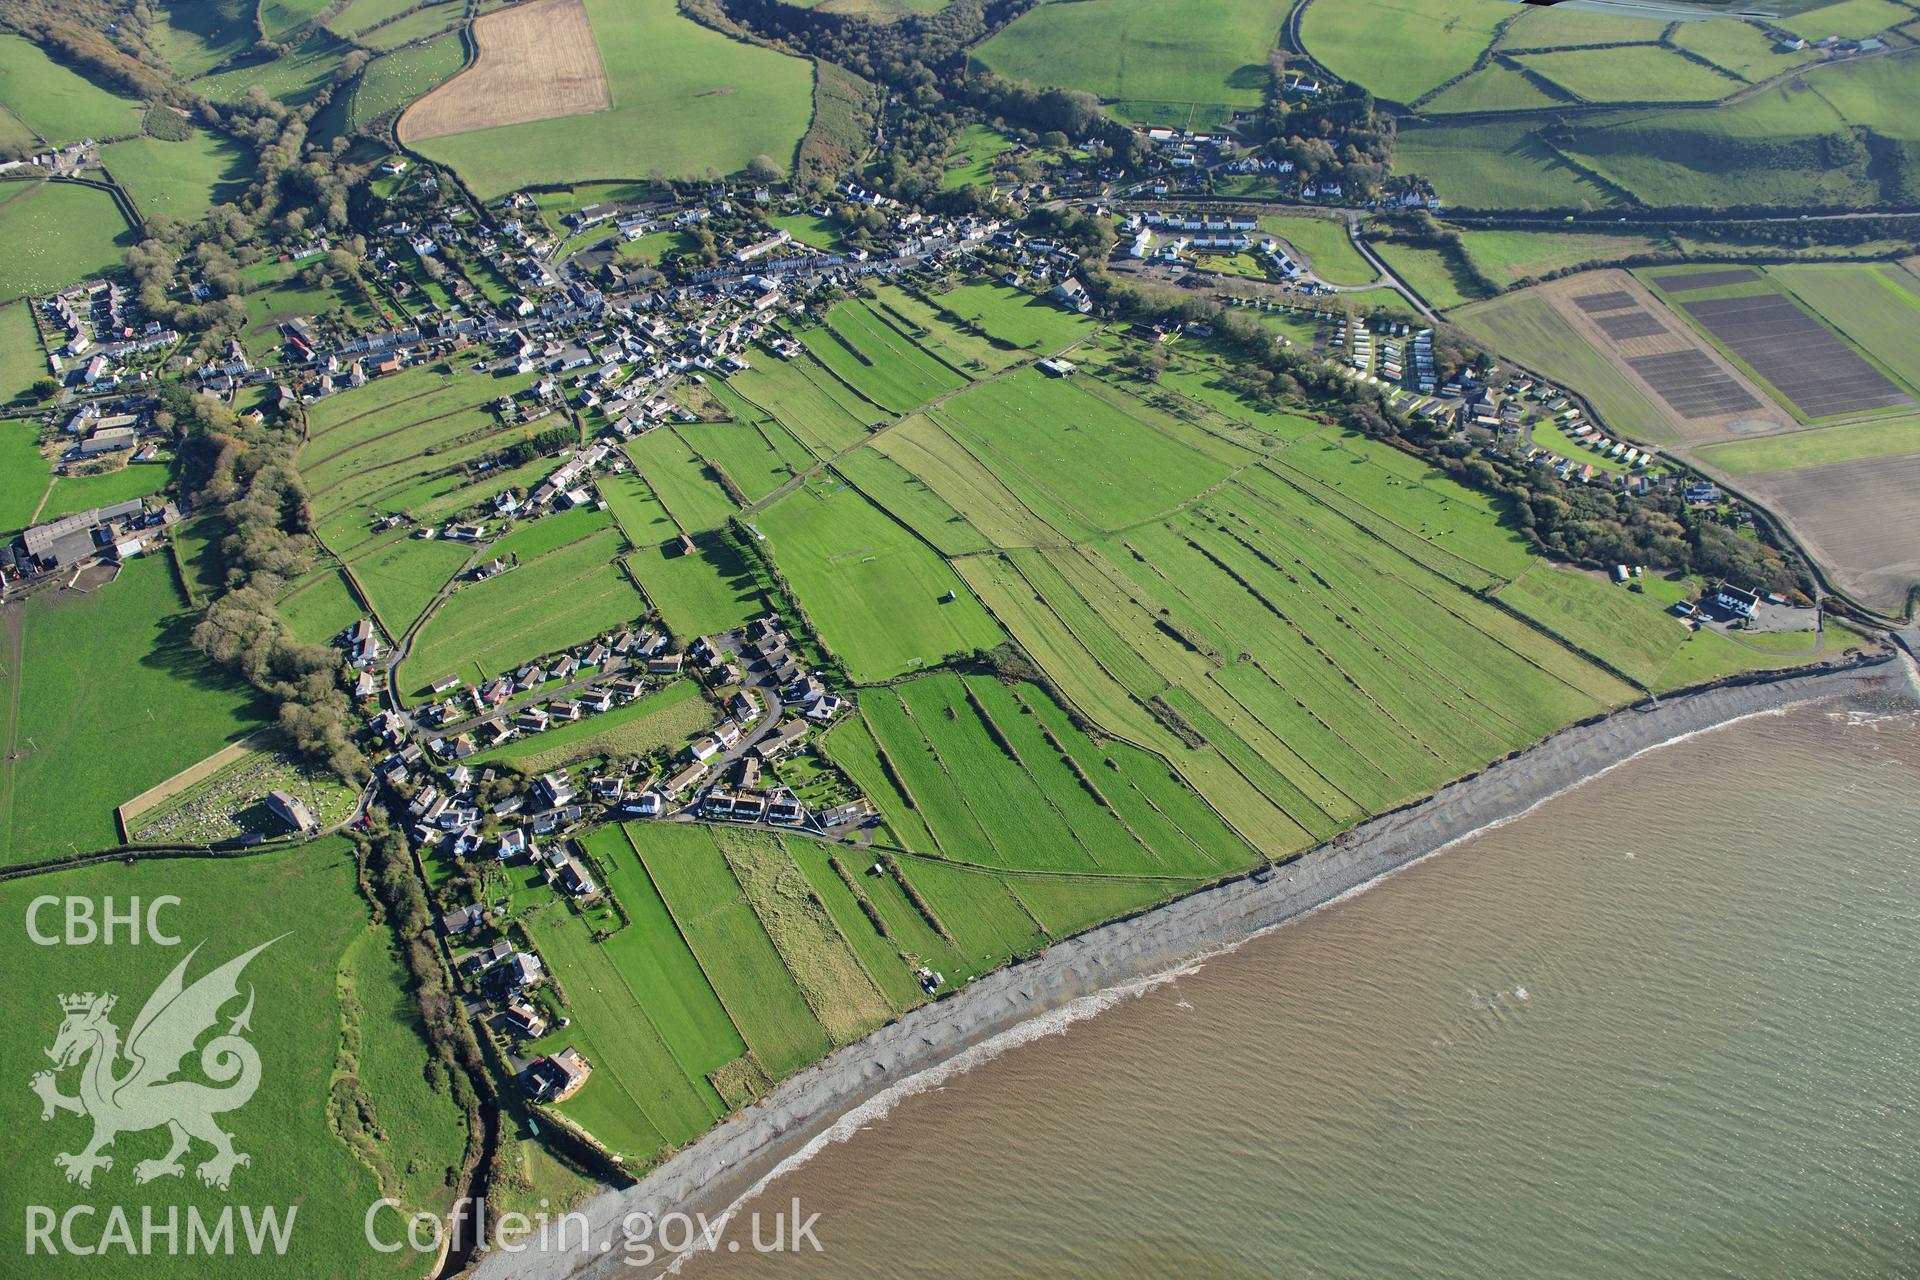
xmin=29 ymin=937 xmax=282 ymax=1191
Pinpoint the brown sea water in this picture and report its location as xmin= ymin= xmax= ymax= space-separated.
xmin=680 ymin=701 xmax=1920 ymax=1280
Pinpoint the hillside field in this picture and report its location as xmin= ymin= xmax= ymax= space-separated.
xmin=406 ymin=0 xmax=816 ymax=197
xmin=0 ymin=842 xmax=462 ymax=1279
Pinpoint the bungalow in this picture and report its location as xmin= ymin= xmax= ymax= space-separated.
xmin=516 ymin=705 xmax=552 ymax=733
xmin=664 ymin=759 xmax=708 ymax=798
xmin=753 ymin=718 xmax=809 ymax=761
xmin=766 ymin=794 xmax=804 ymax=825
xmin=581 ymin=687 xmax=615 ymax=714
xmin=806 ymin=694 xmax=846 ymax=722
xmin=821 ymin=798 xmax=877 ymax=829
xmin=648 ymin=652 xmax=685 ymax=676
xmin=690 ymin=735 xmax=724 ymax=762
xmin=537 ymin=771 xmax=577 ymax=808
xmin=440 ymin=904 xmax=481 ymax=935
xmin=497 ymin=827 xmax=528 ymax=860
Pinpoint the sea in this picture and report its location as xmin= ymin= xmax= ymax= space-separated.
xmin=678 ymin=698 xmax=1920 ymax=1280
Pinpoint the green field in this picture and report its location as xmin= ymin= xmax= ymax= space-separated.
xmin=238 ymin=258 xmax=380 ymax=358
xmin=975 ymin=0 xmax=1292 ymax=122
xmin=0 ymin=181 xmax=136 ymax=303
xmin=1496 ymin=3 xmax=1669 ymax=46
xmin=299 ymin=365 xmax=559 ymax=633
xmin=1670 ymin=19 xmax=1822 ymax=80
xmin=1423 ymin=64 xmax=1565 ymax=113
xmin=632 ymin=825 xmax=834 ymax=1078
xmin=1299 ymin=0 xmax=1509 ymax=103
xmin=942 ymin=124 xmax=1016 ymax=188
xmin=1557 ymin=83 xmax=1877 ymax=209
xmin=1457 ymin=228 xmax=1671 ymax=287
xmin=678 ymin=401 xmax=817 ymax=502
xmin=343 ymin=33 xmax=467 ymax=129
xmin=1454 ymin=287 xmax=1678 ymax=444
xmin=0 ymin=35 xmax=142 ymax=146
xmin=1391 ymin=119 xmax=1624 ymax=211
xmin=925 ymin=368 xmax=1239 ymax=538
xmin=196 ymin=31 xmax=353 ymax=107
xmin=273 ymin=557 xmax=365 ymax=639
xmin=1515 ymin=46 xmax=1743 ymax=103
xmin=101 ymin=131 xmax=259 ymax=223
xmin=0 ymin=414 xmax=50 ymax=530
xmin=1369 ymin=239 xmax=1487 ymax=310
xmin=624 ymin=430 xmax=742 ymax=533
xmin=601 ymin=473 xmax=768 ymax=638
xmin=150 ymin=0 xmax=259 ymax=79
xmin=40 ymin=465 xmax=170 ymax=520
xmin=1262 ymin=216 xmax=1375 ymax=285
xmin=0 ymin=842 xmax=460 ymax=1278
xmin=399 ymin=521 xmax=645 ymax=696
xmin=726 ymin=349 xmax=887 ymax=454
xmin=802 ymin=299 xmax=968 ymax=415
xmin=410 ymin=0 xmax=815 ymax=198
xmin=0 ymin=556 xmax=266 ymax=862
xmin=1695 ymin=415 xmax=1920 ymax=474
xmin=470 ymin=679 xmax=712 ymax=771
xmin=757 ymin=474 xmax=1005 ymax=680
xmin=1781 ymin=0 xmax=1914 ymax=39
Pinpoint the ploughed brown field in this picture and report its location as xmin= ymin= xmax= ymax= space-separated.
xmin=1734 ymin=452 xmax=1920 ymax=613
xmin=1543 ymin=270 xmax=1794 ymax=447
xmin=399 ymin=0 xmax=611 ymax=143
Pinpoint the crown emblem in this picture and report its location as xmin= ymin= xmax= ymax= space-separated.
xmin=59 ymin=992 xmax=114 ymax=1015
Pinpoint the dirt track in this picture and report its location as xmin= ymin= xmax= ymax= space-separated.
xmin=398 ymin=0 xmax=612 ymax=143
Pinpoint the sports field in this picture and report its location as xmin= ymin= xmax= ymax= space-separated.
xmin=0 ymin=842 xmax=462 ymax=1278
xmin=405 ymin=0 xmax=815 ymax=197
xmin=975 ymin=0 xmax=1293 ymax=124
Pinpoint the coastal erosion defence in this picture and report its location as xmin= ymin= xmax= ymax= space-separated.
xmin=476 ymin=657 xmax=1913 ymax=1280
